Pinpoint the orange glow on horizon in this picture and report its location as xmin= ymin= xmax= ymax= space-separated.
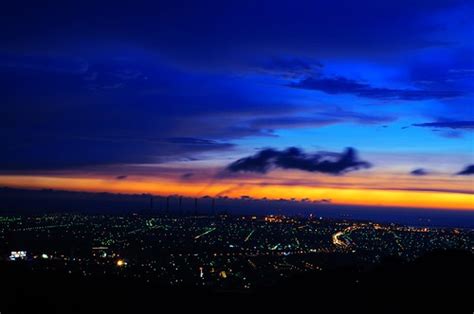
xmin=0 ymin=174 xmax=472 ymax=211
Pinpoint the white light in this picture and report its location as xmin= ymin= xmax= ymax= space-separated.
xmin=9 ymin=251 xmax=27 ymax=261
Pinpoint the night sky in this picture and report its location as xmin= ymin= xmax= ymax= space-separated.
xmin=1 ymin=1 xmax=473 ymax=211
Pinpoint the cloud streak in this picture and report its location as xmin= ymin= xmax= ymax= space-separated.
xmin=412 ymin=121 xmax=474 ymax=130
xmin=288 ymin=76 xmax=462 ymax=100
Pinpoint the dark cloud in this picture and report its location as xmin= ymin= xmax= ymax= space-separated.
xmin=410 ymin=168 xmax=429 ymax=176
xmin=116 ymin=175 xmax=128 ymax=180
xmin=226 ymin=147 xmax=371 ymax=175
xmin=457 ymin=165 xmax=474 ymax=175
xmin=412 ymin=121 xmax=474 ymax=130
xmin=288 ymin=76 xmax=462 ymax=100
xmin=181 ymin=173 xmax=194 ymax=179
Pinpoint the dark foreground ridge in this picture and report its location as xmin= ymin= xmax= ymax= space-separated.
xmin=1 ymin=250 xmax=473 ymax=313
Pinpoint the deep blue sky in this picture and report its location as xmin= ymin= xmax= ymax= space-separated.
xmin=0 ymin=0 xmax=473 ymax=210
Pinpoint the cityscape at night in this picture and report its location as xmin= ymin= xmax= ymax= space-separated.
xmin=2 ymin=212 xmax=473 ymax=290
xmin=1 ymin=0 xmax=473 ymax=312
xmin=1 ymin=205 xmax=473 ymax=311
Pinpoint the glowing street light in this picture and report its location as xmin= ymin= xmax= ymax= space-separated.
xmin=116 ymin=259 xmax=127 ymax=267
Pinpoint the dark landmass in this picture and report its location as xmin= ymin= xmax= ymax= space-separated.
xmin=1 ymin=250 xmax=472 ymax=313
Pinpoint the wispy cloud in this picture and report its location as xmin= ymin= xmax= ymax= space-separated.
xmin=288 ymin=76 xmax=462 ymax=100
xmin=412 ymin=121 xmax=474 ymax=130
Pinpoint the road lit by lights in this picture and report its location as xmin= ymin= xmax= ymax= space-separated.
xmin=194 ymin=227 xmax=216 ymax=239
xmin=244 ymin=229 xmax=255 ymax=242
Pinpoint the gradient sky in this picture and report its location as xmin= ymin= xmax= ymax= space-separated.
xmin=0 ymin=0 xmax=473 ymax=211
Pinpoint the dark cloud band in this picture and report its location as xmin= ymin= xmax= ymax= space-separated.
xmin=289 ymin=76 xmax=462 ymax=100
xmin=226 ymin=147 xmax=371 ymax=175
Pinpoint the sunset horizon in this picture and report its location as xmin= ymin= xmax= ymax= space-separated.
xmin=1 ymin=1 xmax=473 ymax=309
